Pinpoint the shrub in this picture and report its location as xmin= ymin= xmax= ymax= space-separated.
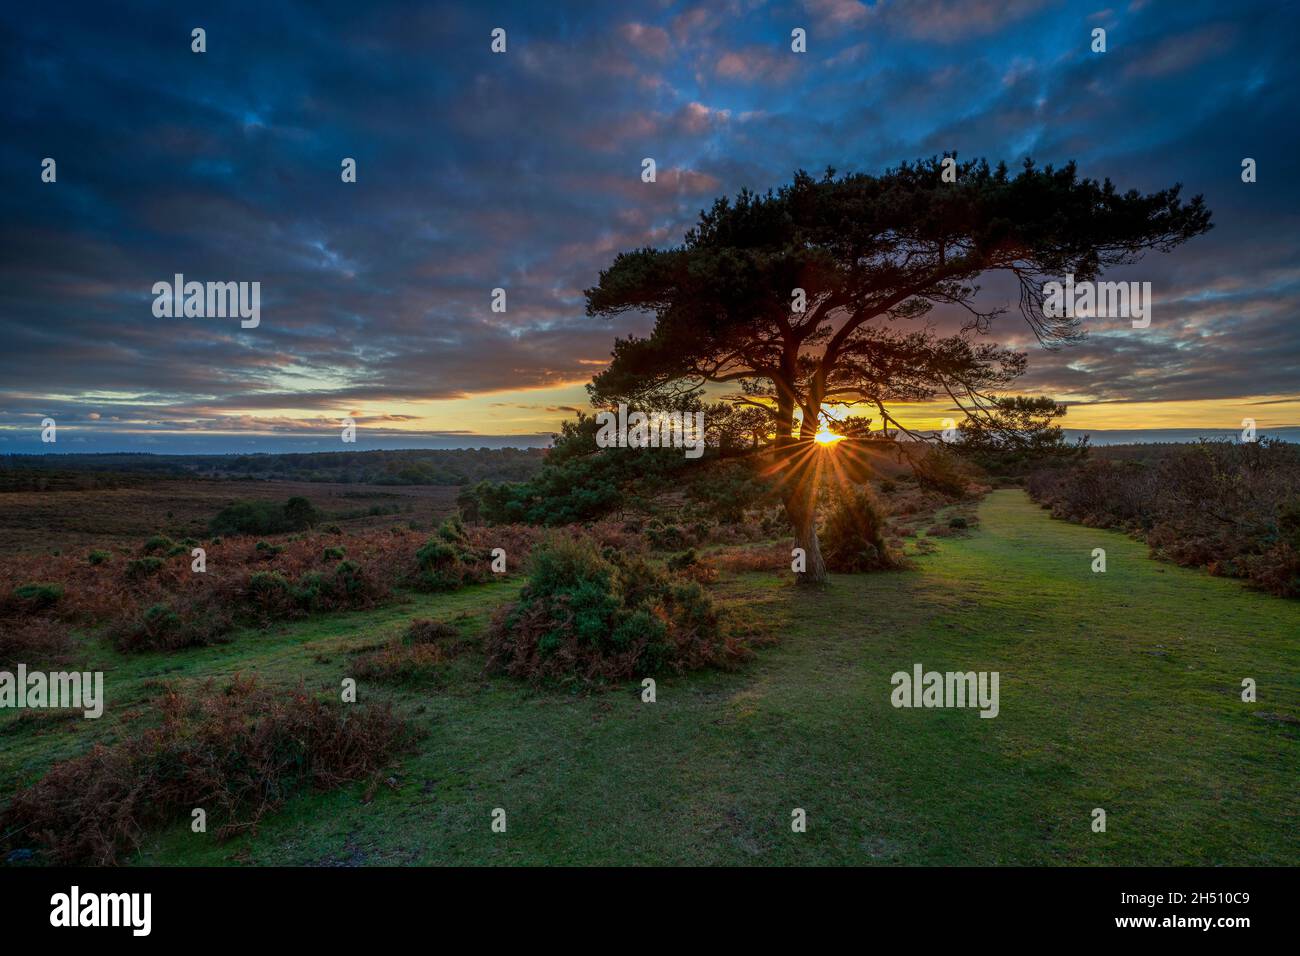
xmin=665 ymin=549 xmax=696 ymax=572
xmin=412 ymin=519 xmax=484 ymax=591
xmin=125 ymin=556 xmax=165 ymax=579
xmin=683 ymin=460 xmax=775 ymax=525
xmin=475 ymin=442 xmax=679 ymax=526
xmin=12 ymin=583 xmax=63 ymax=611
xmin=246 ymin=571 xmax=294 ymax=619
xmin=910 ymin=446 xmax=973 ymax=498
xmin=666 ymin=549 xmax=718 ymax=583
xmin=254 ymin=540 xmax=285 ymax=558
xmin=137 ymin=603 xmax=181 ymax=644
xmin=0 ymin=677 xmax=415 ymax=865
xmin=821 ymin=486 xmax=903 ymax=573
xmin=323 ymin=546 xmax=346 ymax=561
xmin=1237 ymin=542 xmax=1300 ymax=598
xmin=109 ymin=601 xmax=232 ymax=653
xmin=645 ymin=519 xmax=689 ymax=550
xmin=142 ymin=535 xmax=175 ymax=555
xmin=414 ymin=539 xmax=456 ymax=585
xmin=292 ymin=562 xmax=382 ymax=617
xmin=87 ymin=550 xmax=112 ymax=566
xmin=330 ymin=560 xmax=367 ymax=600
xmin=437 ymin=515 xmax=468 ymax=543
xmin=293 ymin=572 xmax=328 ymax=612
xmin=484 ymin=535 xmax=750 ymax=685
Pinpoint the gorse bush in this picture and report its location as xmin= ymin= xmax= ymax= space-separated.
xmin=665 ymin=548 xmax=718 ymax=583
xmin=411 ymin=517 xmax=487 ymax=591
xmin=469 ymin=411 xmax=733 ymax=527
xmin=125 ymin=556 xmax=164 ymax=579
xmin=678 ymin=459 xmax=775 ymax=524
xmin=141 ymin=602 xmax=181 ymax=635
xmin=0 ymin=676 xmax=416 ymax=865
xmin=11 ymin=583 xmax=63 ymax=611
xmin=909 ymin=445 xmax=974 ymax=498
xmin=484 ymin=535 xmax=751 ymax=685
xmin=142 ymin=535 xmax=174 ymax=555
xmin=109 ymin=599 xmax=232 ymax=653
xmin=644 ymin=519 xmax=691 ymax=550
xmin=821 ymin=485 xmax=903 ymax=573
xmin=246 ymin=570 xmax=293 ymax=616
xmin=329 ymin=560 xmax=372 ymax=601
xmin=235 ymin=561 xmax=384 ymax=627
xmin=471 ymin=443 xmax=773 ymax=530
xmin=255 ymin=540 xmax=285 ymax=558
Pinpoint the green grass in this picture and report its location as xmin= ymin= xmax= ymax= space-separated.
xmin=3 ymin=489 xmax=1296 ymax=865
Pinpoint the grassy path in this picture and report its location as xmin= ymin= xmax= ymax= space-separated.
xmin=8 ymin=490 xmax=1296 ymax=865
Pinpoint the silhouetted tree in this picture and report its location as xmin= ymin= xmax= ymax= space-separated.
xmin=585 ymin=157 xmax=1212 ymax=584
xmin=954 ymin=395 xmax=1089 ymax=473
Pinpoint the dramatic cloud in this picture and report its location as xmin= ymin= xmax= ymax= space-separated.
xmin=0 ymin=0 xmax=1296 ymax=452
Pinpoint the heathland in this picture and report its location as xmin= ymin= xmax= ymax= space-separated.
xmin=1 ymin=468 xmax=1294 ymax=865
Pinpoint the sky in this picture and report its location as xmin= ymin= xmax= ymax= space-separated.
xmin=1 ymin=0 xmax=1298 ymax=454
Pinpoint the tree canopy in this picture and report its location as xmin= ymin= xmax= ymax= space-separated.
xmin=585 ymin=157 xmax=1212 ymax=583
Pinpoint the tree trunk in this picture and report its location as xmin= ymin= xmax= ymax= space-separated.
xmin=775 ymin=426 xmax=828 ymax=587
xmin=785 ymin=479 xmax=827 ymax=587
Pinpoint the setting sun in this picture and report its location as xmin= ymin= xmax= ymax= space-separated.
xmin=814 ymin=429 xmax=844 ymax=446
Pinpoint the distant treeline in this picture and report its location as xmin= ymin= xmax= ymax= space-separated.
xmin=0 ymin=448 xmax=547 ymax=489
